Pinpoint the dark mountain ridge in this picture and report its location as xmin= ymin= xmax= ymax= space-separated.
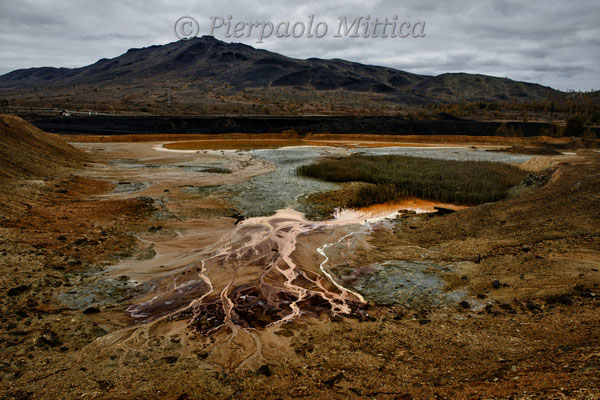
xmin=0 ymin=36 xmax=559 ymax=104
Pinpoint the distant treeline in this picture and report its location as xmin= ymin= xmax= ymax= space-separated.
xmin=422 ymin=96 xmax=600 ymax=137
xmin=297 ymin=155 xmax=527 ymax=207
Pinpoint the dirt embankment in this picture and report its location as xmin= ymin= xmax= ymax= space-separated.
xmin=0 ymin=115 xmax=86 ymax=180
xmin=0 ymin=114 xmax=90 ymax=216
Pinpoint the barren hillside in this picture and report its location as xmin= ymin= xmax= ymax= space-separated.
xmin=0 ymin=115 xmax=86 ymax=180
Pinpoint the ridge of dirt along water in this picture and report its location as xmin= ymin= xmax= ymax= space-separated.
xmin=71 ymin=141 xmax=532 ymax=370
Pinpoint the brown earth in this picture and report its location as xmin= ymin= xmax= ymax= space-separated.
xmin=0 ymin=115 xmax=86 ymax=180
xmin=0 ymin=121 xmax=599 ymax=399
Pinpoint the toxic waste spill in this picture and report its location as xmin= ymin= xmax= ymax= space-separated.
xmin=111 ymin=207 xmax=408 ymax=329
xmin=103 ymin=203 xmax=453 ymax=370
xmin=81 ymin=142 xmax=506 ymax=371
xmin=115 ymin=198 xmax=464 ymax=325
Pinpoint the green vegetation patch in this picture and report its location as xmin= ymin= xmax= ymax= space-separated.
xmin=297 ymin=155 xmax=526 ymax=207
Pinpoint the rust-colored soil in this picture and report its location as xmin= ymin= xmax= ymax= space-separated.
xmin=1 ymin=128 xmax=599 ymax=399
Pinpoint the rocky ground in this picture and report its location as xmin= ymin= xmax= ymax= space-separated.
xmin=0 ymin=132 xmax=599 ymax=399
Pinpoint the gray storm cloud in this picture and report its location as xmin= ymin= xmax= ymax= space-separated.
xmin=0 ymin=0 xmax=598 ymax=91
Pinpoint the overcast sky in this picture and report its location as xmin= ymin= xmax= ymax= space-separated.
xmin=0 ymin=0 xmax=598 ymax=91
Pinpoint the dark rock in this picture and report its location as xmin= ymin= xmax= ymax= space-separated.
xmin=256 ymin=364 xmax=271 ymax=377
xmin=67 ymin=259 xmax=82 ymax=267
xmin=25 ymin=299 xmax=38 ymax=308
xmin=521 ymin=245 xmax=531 ymax=252
xmin=8 ymin=389 xmax=32 ymax=400
xmin=161 ymin=356 xmax=178 ymax=364
xmin=7 ymin=285 xmax=30 ymax=297
xmin=476 ymin=293 xmax=487 ymax=299
xmin=83 ymin=306 xmax=101 ymax=314
xmin=434 ymin=207 xmax=456 ymax=216
xmin=557 ymin=295 xmax=573 ymax=306
xmin=418 ymin=319 xmax=431 ymax=325
xmin=574 ymin=285 xmax=595 ymax=298
xmin=546 ymin=294 xmax=573 ymax=306
xmin=323 ymin=372 xmax=345 ymax=386
xmin=97 ymin=380 xmax=112 ymax=390
xmin=230 ymin=213 xmax=245 ymax=225
xmin=499 ymin=303 xmax=517 ymax=314
xmin=356 ymin=311 xmax=376 ymax=322
xmin=526 ymin=301 xmax=540 ymax=311
xmin=459 ymin=301 xmax=471 ymax=309
xmin=492 ymin=280 xmax=501 ymax=289
xmin=329 ymin=315 xmax=343 ymax=323
xmin=36 ymin=330 xmax=61 ymax=347
xmin=57 ymin=235 xmax=67 ymax=241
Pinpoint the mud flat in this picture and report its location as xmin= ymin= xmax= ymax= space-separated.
xmin=1 ymin=136 xmax=599 ymax=399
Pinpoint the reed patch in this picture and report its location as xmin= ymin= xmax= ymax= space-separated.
xmin=297 ymin=155 xmax=526 ymax=207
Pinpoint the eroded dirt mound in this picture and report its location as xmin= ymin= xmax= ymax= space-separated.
xmin=0 ymin=114 xmax=86 ymax=179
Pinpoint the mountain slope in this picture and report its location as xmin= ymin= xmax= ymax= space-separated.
xmin=0 ymin=36 xmax=560 ymax=106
